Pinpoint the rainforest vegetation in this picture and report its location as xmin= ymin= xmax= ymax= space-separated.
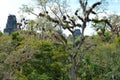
xmin=0 ymin=0 xmax=120 ymax=80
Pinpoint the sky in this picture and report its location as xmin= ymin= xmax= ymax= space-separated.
xmin=0 ymin=0 xmax=31 ymax=32
xmin=0 ymin=0 xmax=120 ymax=35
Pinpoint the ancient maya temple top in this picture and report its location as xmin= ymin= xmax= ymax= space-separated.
xmin=75 ymin=29 xmax=81 ymax=37
xmin=4 ymin=15 xmax=17 ymax=34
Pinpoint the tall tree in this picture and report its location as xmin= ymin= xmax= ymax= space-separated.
xmin=92 ymin=14 xmax=120 ymax=42
xmin=19 ymin=0 xmax=105 ymax=80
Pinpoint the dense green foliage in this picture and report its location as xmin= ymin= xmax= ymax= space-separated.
xmin=0 ymin=30 xmax=120 ymax=80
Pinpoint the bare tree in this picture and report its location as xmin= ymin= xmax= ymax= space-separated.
xmin=19 ymin=0 xmax=104 ymax=80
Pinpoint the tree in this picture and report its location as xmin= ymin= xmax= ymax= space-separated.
xmin=19 ymin=0 xmax=107 ymax=80
xmin=21 ymin=40 xmax=70 ymax=80
xmin=91 ymin=14 xmax=120 ymax=45
xmin=81 ymin=35 xmax=120 ymax=80
xmin=0 ymin=31 xmax=39 ymax=80
xmin=107 ymin=14 xmax=120 ymax=37
xmin=19 ymin=2 xmax=67 ymax=44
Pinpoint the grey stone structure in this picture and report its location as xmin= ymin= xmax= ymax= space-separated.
xmin=75 ymin=29 xmax=81 ymax=37
xmin=4 ymin=15 xmax=17 ymax=34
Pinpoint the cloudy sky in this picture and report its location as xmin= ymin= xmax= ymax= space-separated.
xmin=0 ymin=0 xmax=120 ymax=35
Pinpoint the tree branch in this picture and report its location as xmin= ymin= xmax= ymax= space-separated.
xmin=83 ymin=44 xmax=97 ymax=51
xmin=87 ymin=2 xmax=101 ymax=14
xmin=79 ymin=0 xmax=86 ymax=12
xmin=91 ymin=18 xmax=113 ymax=30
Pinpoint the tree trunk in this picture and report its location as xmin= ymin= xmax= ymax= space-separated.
xmin=70 ymin=34 xmax=76 ymax=80
xmin=70 ymin=52 xmax=76 ymax=80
